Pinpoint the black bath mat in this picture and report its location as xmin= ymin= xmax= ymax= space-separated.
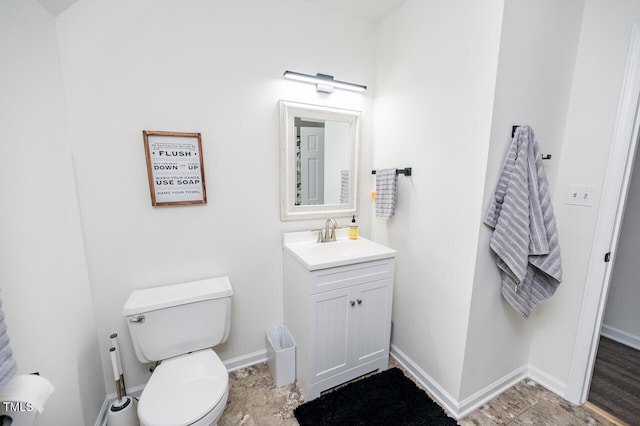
xmin=294 ymin=368 xmax=457 ymax=425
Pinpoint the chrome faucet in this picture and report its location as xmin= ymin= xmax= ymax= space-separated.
xmin=317 ymin=218 xmax=338 ymax=243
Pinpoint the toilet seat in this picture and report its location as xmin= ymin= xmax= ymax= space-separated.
xmin=138 ymin=349 xmax=229 ymax=426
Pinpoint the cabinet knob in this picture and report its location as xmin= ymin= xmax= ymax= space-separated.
xmin=349 ymin=300 xmax=355 ymax=306
xmin=357 ymin=299 xmax=362 ymax=305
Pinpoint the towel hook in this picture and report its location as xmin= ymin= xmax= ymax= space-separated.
xmin=511 ymin=126 xmax=552 ymax=160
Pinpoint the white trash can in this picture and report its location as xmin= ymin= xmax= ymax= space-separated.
xmin=266 ymin=325 xmax=296 ymax=387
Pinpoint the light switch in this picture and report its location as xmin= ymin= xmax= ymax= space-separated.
xmin=567 ymin=185 xmax=596 ymax=207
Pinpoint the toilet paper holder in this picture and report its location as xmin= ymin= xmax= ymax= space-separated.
xmin=0 ymin=375 xmax=54 ymax=426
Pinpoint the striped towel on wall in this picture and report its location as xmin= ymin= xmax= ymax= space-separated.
xmin=375 ymin=168 xmax=398 ymax=219
xmin=340 ymin=169 xmax=349 ymax=204
xmin=0 ymin=294 xmax=17 ymax=389
xmin=484 ymin=126 xmax=562 ymax=318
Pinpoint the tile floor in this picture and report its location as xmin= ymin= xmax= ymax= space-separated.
xmin=218 ymin=359 xmax=618 ymax=426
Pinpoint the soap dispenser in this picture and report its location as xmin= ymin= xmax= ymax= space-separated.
xmin=348 ymin=215 xmax=358 ymax=240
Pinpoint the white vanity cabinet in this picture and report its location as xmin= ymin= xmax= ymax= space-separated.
xmin=283 ymin=249 xmax=395 ymax=400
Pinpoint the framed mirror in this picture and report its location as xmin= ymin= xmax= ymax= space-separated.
xmin=279 ymin=100 xmax=360 ymax=220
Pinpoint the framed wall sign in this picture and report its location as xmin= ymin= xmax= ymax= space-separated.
xmin=142 ymin=130 xmax=207 ymax=206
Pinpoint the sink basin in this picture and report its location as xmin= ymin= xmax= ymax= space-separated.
xmin=283 ymin=230 xmax=396 ymax=270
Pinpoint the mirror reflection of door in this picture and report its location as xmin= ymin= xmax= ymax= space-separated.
xmin=300 ymin=126 xmax=325 ymax=205
xmin=324 ymin=121 xmax=351 ymax=204
xmin=293 ymin=114 xmax=352 ymax=207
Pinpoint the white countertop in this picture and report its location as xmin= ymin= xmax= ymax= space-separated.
xmin=283 ymin=229 xmax=397 ymax=271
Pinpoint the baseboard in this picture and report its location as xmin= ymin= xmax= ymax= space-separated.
xmin=390 ymin=344 xmax=461 ymax=418
xmin=601 ymin=324 xmax=640 ymax=351
xmin=457 ymin=365 xmax=528 ymax=418
xmin=223 ymin=349 xmax=268 ymax=372
xmin=390 ymin=345 xmax=571 ymax=420
xmin=94 ymin=397 xmax=110 ymax=426
xmin=527 ymin=364 xmax=567 ymax=398
xmin=94 ymin=350 xmax=268 ymax=425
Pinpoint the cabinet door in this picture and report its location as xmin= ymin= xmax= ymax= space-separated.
xmin=350 ymin=279 xmax=392 ymax=367
xmin=309 ymin=289 xmax=351 ymax=383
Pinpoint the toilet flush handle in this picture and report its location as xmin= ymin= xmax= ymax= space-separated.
xmin=129 ymin=315 xmax=145 ymax=323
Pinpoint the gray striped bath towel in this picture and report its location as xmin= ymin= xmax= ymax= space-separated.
xmin=0 ymin=294 xmax=17 ymax=389
xmin=340 ymin=169 xmax=349 ymax=204
xmin=484 ymin=126 xmax=562 ymax=318
xmin=375 ymin=168 xmax=398 ymax=219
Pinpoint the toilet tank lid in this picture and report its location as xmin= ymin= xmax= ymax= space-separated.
xmin=122 ymin=276 xmax=233 ymax=316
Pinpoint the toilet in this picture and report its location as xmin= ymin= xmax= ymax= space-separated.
xmin=122 ymin=276 xmax=233 ymax=426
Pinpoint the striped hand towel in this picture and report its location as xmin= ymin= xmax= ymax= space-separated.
xmin=0 ymin=294 xmax=17 ymax=389
xmin=375 ymin=168 xmax=398 ymax=219
xmin=484 ymin=126 xmax=562 ymax=318
xmin=340 ymin=169 xmax=349 ymax=204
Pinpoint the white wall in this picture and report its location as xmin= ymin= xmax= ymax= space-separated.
xmin=373 ymin=0 xmax=504 ymax=400
xmin=54 ymin=0 xmax=376 ymax=395
xmin=0 ymin=0 xmax=104 ymax=424
xmin=461 ymin=0 xmax=584 ymax=401
xmin=603 ymin=143 xmax=640 ymax=349
xmin=529 ymin=0 xmax=640 ymax=390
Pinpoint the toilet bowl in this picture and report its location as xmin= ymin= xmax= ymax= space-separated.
xmin=138 ymin=350 xmax=229 ymax=426
xmin=122 ymin=277 xmax=233 ymax=426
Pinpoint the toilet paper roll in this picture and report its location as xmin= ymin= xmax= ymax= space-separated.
xmin=0 ymin=375 xmax=54 ymax=413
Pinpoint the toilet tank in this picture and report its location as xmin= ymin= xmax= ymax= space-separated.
xmin=122 ymin=276 xmax=233 ymax=363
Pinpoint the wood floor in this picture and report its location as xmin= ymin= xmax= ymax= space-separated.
xmin=588 ymin=336 xmax=640 ymax=425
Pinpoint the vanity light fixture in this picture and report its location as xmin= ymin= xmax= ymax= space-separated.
xmin=283 ymin=70 xmax=367 ymax=94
